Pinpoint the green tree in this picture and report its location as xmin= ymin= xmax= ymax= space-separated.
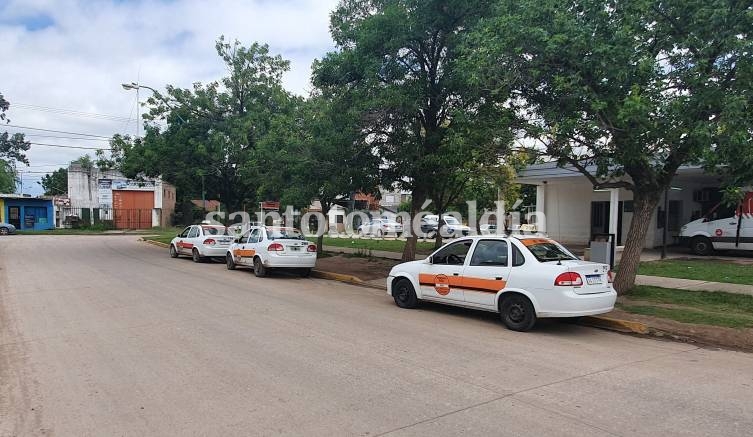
xmin=0 ymin=92 xmax=30 ymax=193
xmin=315 ymin=0 xmax=514 ymax=261
xmin=258 ymin=93 xmax=380 ymax=253
xmin=119 ymin=37 xmax=293 ymax=210
xmin=468 ymin=0 xmax=753 ymax=293
xmin=0 ymin=160 xmax=16 ymax=193
xmin=39 ymin=167 xmax=68 ymax=196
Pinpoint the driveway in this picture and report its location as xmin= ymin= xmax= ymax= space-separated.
xmin=1 ymin=235 xmax=752 ymax=436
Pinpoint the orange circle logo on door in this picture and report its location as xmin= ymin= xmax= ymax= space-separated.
xmin=434 ymin=274 xmax=451 ymax=295
xmin=715 ymin=228 xmax=723 ymax=237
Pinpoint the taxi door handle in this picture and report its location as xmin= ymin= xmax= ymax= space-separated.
xmin=495 ymin=277 xmax=503 ymax=280
xmin=453 ymin=273 xmax=459 ymax=276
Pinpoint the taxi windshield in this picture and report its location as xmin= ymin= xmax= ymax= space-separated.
xmin=202 ymin=226 xmax=228 ymax=235
xmin=524 ymin=241 xmax=577 ymax=262
xmin=443 ymin=217 xmax=460 ymax=225
xmin=266 ymin=228 xmax=305 ymax=240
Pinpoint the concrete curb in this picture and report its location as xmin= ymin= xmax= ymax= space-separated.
xmin=311 ymin=270 xmax=385 ymax=290
xmin=142 ymin=238 xmax=170 ymax=248
xmin=578 ymin=315 xmax=650 ymax=334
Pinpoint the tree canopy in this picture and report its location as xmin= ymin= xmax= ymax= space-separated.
xmin=109 ymin=37 xmax=294 ymax=211
xmin=0 ymin=92 xmax=30 ymax=193
xmin=466 ymin=0 xmax=753 ymax=292
xmin=315 ymin=0 xmax=514 ymax=260
xmin=39 ymin=167 xmax=68 ymax=196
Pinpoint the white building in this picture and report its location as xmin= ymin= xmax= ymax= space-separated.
xmin=66 ymin=164 xmax=176 ymax=229
xmin=516 ymin=162 xmax=725 ymax=248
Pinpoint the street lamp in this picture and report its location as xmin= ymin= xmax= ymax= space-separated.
xmin=121 ymin=82 xmax=185 ymax=138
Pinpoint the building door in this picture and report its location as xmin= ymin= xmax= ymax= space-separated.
xmin=113 ymin=191 xmax=154 ymax=229
xmin=591 ymin=201 xmax=624 ymax=245
xmin=8 ymin=206 xmax=21 ymax=229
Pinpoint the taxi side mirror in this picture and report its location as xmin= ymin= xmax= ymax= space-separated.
xmin=427 ymin=256 xmax=433 ymax=264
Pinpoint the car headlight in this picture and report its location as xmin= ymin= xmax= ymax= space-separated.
xmin=448 ymin=227 xmax=455 ymax=232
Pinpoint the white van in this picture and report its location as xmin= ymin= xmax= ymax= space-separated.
xmin=679 ymin=192 xmax=753 ymax=255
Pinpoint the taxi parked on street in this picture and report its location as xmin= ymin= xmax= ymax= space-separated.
xmin=169 ymin=224 xmax=233 ymax=262
xmin=226 ymin=226 xmax=317 ymax=277
xmin=386 ymin=235 xmax=616 ymax=331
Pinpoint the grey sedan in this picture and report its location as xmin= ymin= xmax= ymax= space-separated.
xmin=0 ymin=222 xmax=17 ymax=235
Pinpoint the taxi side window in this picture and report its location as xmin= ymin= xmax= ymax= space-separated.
xmin=432 ymin=240 xmax=472 ymax=265
xmin=187 ymin=227 xmax=199 ymax=238
xmin=247 ymin=229 xmax=261 ymax=244
xmin=179 ymin=227 xmax=191 ymax=238
xmin=512 ymin=244 xmax=525 ymax=267
xmin=470 ymin=240 xmax=508 ymax=266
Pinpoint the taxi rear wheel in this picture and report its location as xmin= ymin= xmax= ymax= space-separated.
xmin=192 ymin=248 xmax=204 ymax=263
xmin=499 ymin=294 xmax=537 ymax=332
xmin=253 ymin=257 xmax=267 ymax=277
xmin=393 ymin=278 xmax=418 ymax=309
xmin=226 ymin=254 xmax=236 ymax=270
xmin=0 ymin=227 xmax=9 ymax=235
xmin=169 ymin=245 xmax=178 ymax=258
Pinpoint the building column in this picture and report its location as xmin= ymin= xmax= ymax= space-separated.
xmin=536 ymin=184 xmax=546 ymax=215
xmin=609 ymin=188 xmax=620 ymax=238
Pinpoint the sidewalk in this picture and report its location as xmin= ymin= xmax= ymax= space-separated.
xmin=635 ymin=275 xmax=753 ymax=296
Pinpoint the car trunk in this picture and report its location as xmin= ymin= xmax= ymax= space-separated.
xmin=558 ymin=260 xmax=612 ymax=295
xmin=275 ymin=239 xmax=310 ymax=256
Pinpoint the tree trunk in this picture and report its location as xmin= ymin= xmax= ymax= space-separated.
xmin=613 ymin=192 xmax=661 ymax=294
xmin=317 ymin=203 xmax=330 ymax=255
xmin=433 ymin=206 xmax=445 ymax=249
xmin=402 ymin=188 xmax=427 ymax=262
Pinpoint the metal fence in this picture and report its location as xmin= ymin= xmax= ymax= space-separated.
xmin=57 ymin=207 xmax=158 ymax=230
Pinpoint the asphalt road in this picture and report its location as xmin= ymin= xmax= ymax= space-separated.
xmin=1 ymin=236 xmax=752 ymax=436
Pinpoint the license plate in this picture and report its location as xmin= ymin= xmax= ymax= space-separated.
xmin=290 ymin=246 xmax=301 ymax=251
xmin=586 ymin=274 xmax=603 ymax=285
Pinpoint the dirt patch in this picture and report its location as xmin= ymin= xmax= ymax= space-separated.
xmin=315 ymin=253 xmax=399 ymax=281
xmin=607 ymin=307 xmax=753 ymax=352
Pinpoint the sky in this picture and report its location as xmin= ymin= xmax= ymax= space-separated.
xmin=0 ymin=0 xmax=340 ymax=195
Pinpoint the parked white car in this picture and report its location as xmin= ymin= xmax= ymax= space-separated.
xmin=357 ymin=219 xmax=404 ymax=237
xmin=423 ymin=214 xmax=472 ymax=238
xmin=386 ymin=235 xmax=616 ymax=331
xmin=226 ymin=226 xmax=317 ymax=277
xmin=170 ymin=224 xmax=233 ymax=262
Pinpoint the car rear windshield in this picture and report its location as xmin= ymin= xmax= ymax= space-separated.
xmin=266 ymin=228 xmax=305 ymax=240
xmin=523 ymin=240 xmax=578 ymax=262
xmin=202 ymin=226 xmax=228 ymax=235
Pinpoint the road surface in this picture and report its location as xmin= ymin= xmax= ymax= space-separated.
xmin=1 ymin=235 xmax=752 ymax=436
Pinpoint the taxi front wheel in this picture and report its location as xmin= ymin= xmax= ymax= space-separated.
xmin=226 ymin=254 xmax=236 ymax=270
xmin=499 ymin=294 xmax=537 ymax=332
xmin=393 ymin=278 xmax=418 ymax=309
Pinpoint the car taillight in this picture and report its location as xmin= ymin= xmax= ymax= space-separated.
xmin=203 ymin=238 xmax=216 ymax=246
xmin=554 ymin=272 xmax=583 ymax=286
xmin=607 ymin=271 xmax=614 ymax=283
xmin=268 ymin=243 xmax=284 ymax=251
xmin=307 ymin=244 xmax=317 ymax=252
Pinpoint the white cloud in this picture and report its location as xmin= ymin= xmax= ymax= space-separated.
xmin=0 ymin=0 xmax=340 ymax=194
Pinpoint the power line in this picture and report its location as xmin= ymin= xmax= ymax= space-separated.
xmin=29 ymin=142 xmax=109 ymax=150
xmin=20 ymin=133 xmax=111 ymax=142
xmin=5 ymin=124 xmax=112 ymax=139
xmin=12 ymin=103 xmax=133 ymax=122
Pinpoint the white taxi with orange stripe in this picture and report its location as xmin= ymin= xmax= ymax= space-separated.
xmin=225 ymin=226 xmax=317 ymax=277
xmin=387 ymin=235 xmax=616 ymax=331
xmin=169 ymin=224 xmax=233 ymax=262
